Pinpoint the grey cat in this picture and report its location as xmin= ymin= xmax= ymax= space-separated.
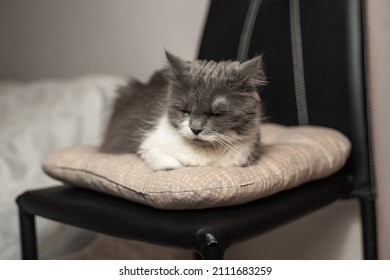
xmin=100 ymin=52 xmax=266 ymax=170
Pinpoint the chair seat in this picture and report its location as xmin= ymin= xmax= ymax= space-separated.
xmin=16 ymin=172 xmax=352 ymax=255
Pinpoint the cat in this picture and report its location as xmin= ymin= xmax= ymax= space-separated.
xmin=100 ymin=51 xmax=266 ymax=171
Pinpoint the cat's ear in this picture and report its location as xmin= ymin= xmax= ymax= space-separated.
xmin=237 ymin=55 xmax=267 ymax=88
xmin=165 ymin=51 xmax=189 ymax=76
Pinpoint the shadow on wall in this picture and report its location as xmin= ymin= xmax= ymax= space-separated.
xmin=226 ymin=200 xmax=361 ymax=259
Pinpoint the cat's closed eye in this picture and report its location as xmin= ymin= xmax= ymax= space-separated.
xmin=208 ymin=112 xmax=225 ymax=117
xmin=174 ymin=106 xmax=190 ymax=114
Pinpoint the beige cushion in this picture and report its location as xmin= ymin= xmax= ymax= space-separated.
xmin=42 ymin=123 xmax=351 ymax=210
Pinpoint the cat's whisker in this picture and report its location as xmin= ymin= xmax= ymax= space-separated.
xmin=214 ymin=137 xmax=234 ymax=154
xmin=207 ymin=137 xmax=218 ymax=150
xmin=219 ymin=134 xmax=252 ymax=157
xmin=209 ymin=131 xmax=239 ymax=153
xmin=215 ymin=135 xmax=243 ymax=156
xmin=217 ymin=134 xmax=252 ymax=164
xmin=218 ymin=134 xmax=244 ymax=151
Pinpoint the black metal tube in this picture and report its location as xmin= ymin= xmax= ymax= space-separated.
xmin=18 ymin=210 xmax=38 ymax=260
xmin=359 ymin=197 xmax=378 ymax=260
xmin=201 ymin=244 xmax=224 ymax=260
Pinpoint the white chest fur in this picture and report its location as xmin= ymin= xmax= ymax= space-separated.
xmin=138 ymin=114 xmax=256 ymax=170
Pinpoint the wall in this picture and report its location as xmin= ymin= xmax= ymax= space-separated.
xmin=0 ymin=0 xmax=387 ymax=259
xmin=0 ymin=0 xmax=208 ymax=81
xmin=367 ymin=0 xmax=390 ymax=260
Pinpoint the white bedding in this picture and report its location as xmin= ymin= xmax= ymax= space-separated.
xmin=0 ymin=75 xmax=124 ymax=259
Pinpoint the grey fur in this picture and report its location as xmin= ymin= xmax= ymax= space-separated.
xmin=100 ymin=71 xmax=167 ymax=153
xmin=100 ymin=52 xmax=266 ymax=166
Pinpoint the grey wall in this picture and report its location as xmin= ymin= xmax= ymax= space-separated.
xmin=2 ymin=0 xmax=389 ymax=259
xmin=0 ymin=0 xmax=208 ymax=81
xmin=367 ymin=0 xmax=390 ymax=260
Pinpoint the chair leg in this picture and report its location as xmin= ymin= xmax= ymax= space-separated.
xmin=195 ymin=229 xmax=225 ymax=260
xmin=18 ymin=210 xmax=38 ymax=260
xmin=201 ymin=244 xmax=224 ymax=260
xmin=359 ymin=197 xmax=378 ymax=260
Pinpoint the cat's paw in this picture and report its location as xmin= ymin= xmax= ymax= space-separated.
xmin=144 ymin=154 xmax=184 ymax=171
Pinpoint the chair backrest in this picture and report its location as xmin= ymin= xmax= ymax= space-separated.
xmin=198 ymin=0 xmax=374 ymax=198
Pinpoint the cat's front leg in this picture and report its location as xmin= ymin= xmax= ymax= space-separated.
xmin=139 ymin=149 xmax=184 ymax=171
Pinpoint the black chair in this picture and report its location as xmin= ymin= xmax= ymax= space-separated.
xmin=16 ymin=0 xmax=377 ymax=260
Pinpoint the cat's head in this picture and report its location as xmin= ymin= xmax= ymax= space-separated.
xmin=164 ymin=51 xmax=266 ymax=146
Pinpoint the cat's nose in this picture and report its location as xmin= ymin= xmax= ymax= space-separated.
xmin=191 ymin=128 xmax=203 ymax=135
